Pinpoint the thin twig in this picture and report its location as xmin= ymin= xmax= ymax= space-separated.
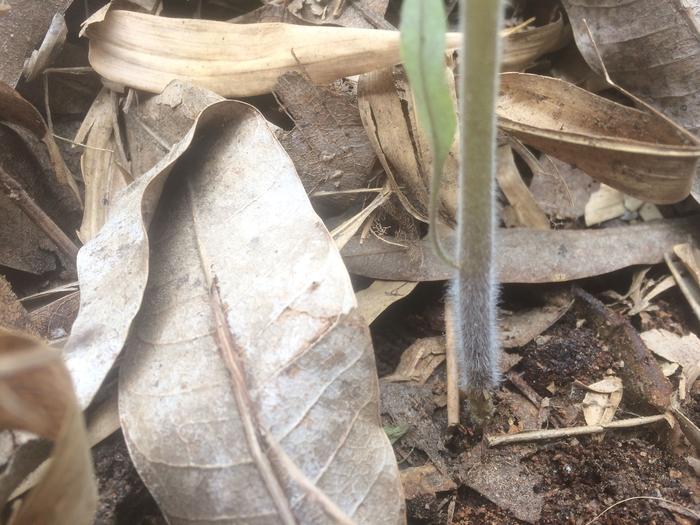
xmin=583 ymin=496 xmax=699 ymax=525
xmin=0 ymin=166 xmax=80 ymax=262
xmin=486 ymin=414 xmax=669 ymax=447
xmin=445 ymin=299 xmax=460 ymax=427
xmin=53 ymin=133 xmax=115 ymax=153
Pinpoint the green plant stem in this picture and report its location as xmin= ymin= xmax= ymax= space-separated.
xmin=453 ymin=0 xmax=502 ymax=421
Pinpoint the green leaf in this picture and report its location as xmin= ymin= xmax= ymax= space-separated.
xmin=383 ymin=424 xmax=410 ymax=445
xmin=400 ymin=0 xmax=458 ymax=267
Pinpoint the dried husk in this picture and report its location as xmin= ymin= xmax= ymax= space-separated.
xmin=497 ymin=73 xmax=700 ymax=204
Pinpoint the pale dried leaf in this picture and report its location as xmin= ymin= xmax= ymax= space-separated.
xmin=501 ymin=290 xmax=573 ymax=348
xmin=383 ymin=337 xmax=445 ymax=384
xmin=286 ymin=0 xmax=390 ymax=29
xmin=400 ymin=464 xmax=456 ymax=500
xmin=28 ymin=291 xmax=79 ymax=341
xmin=584 ymin=184 xmax=625 ymax=226
xmin=342 ymin=218 xmax=700 ymax=283
xmin=84 ymin=9 xmax=461 ymax=97
xmin=674 ymin=243 xmax=700 ymax=285
xmin=502 ymin=14 xmax=571 ymax=71
xmin=666 ymin=250 xmax=700 ymax=325
xmin=496 ymin=144 xmax=549 ymax=229
xmin=331 ymin=184 xmax=391 ymax=249
xmin=119 ymin=101 xmax=404 ymax=524
xmin=641 ymin=329 xmax=700 ymax=381
xmin=355 ymin=280 xmax=418 ymax=325
xmin=22 ymin=13 xmax=66 ymax=82
xmin=0 ymin=329 xmax=97 ymax=525
xmin=64 ymin=83 xmax=228 ymax=409
xmin=582 ymin=376 xmax=623 ymax=426
xmin=497 ymin=73 xmax=700 ymax=204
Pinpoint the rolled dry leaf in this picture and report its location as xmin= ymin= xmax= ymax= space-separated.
xmin=84 ymin=8 xmax=461 ymax=97
xmin=502 ymin=14 xmax=571 ymax=71
xmin=497 ymin=73 xmax=700 ymax=204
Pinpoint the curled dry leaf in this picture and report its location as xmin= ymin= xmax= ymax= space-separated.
xmin=666 ymin=249 xmax=700 ymax=325
xmin=0 ymin=329 xmax=97 ymax=525
xmin=0 ymin=81 xmax=81 ymax=208
xmin=496 ymin=144 xmax=549 ymax=229
xmin=75 ymin=88 xmax=129 ymax=242
xmin=641 ymin=329 xmax=700 ymax=398
xmin=118 ymin=101 xmax=404 ymax=524
xmin=497 ymin=73 xmax=700 ymax=204
xmin=356 ymin=280 xmax=418 ymax=325
xmin=64 ymin=82 xmax=226 ymax=409
xmin=502 ymin=14 xmax=571 ymax=72
xmin=342 ymin=217 xmax=700 ymax=283
xmin=22 ymin=13 xmax=66 ymax=82
xmin=84 ymin=8 xmax=460 ymax=97
xmin=561 ymin=0 xmax=700 ymax=137
xmin=383 ymin=337 xmax=446 ymax=385
xmin=582 ymin=376 xmax=623 ymax=426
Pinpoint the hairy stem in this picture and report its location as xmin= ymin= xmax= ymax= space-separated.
xmin=452 ymin=0 xmax=503 ymax=420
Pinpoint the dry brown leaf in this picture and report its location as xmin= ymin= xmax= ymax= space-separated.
xmin=118 ymin=101 xmax=403 ymax=524
xmin=275 ymin=72 xmax=377 ymax=214
xmin=22 ymin=13 xmax=67 ymax=82
xmin=0 ymin=329 xmax=97 ymax=525
xmin=28 ymin=291 xmax=79 ymax=342
xmin=400 ymin=464 xmax=456 ymax=500
xmin=84 ymin=8 xmax=460 ymax=97
xmin=0 ymin=81 xmax=81 ymax=208
xmin=502 ymin=14 xmax=570 ymax=71
xmin=501 ymin=290 xmax=573 ymax=348
xmin=666 ymin=250 xmax=700 ymax=325
xmin=383 ymin=337 xmax=446 ymax=384
xmin=342 ymin=217 xmax=700 ymax=283
xmin=75 ymin=88 xmax=129 ymax=242
xmin=561 ymin=0 xmax=699 ymax=138
xmin=64 ymin=83 xmax=227 ymax=409
xmin=674 ymin=243 xmax=700 ymax=285
xmin=356 ymin=280 xmax=418 ymax=325
xmin=496 ymin=144 xmax=549 ymax=229
xmin=0 ymin=1 xmax=73 ymax=86
xmin=331 ymin=184 xmax=392 ymax=249
xmin=582 ymin=376 xmax=623 ymax=426
xmin=497 ymin=73 xmax=700 ymax=204
xmin=0 ymin=277 xmax=35 ymax=334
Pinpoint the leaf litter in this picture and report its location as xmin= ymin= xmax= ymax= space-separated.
xmin=3 ymin=1 xmax=700 ymax=524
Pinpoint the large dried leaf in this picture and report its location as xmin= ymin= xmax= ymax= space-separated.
xmin=0 ymin=0 xmax=73 ymax=86
xmin=342 ymin=217 xmax=700 ymax=283
xmin=0 ymin=277 xmax=35 ymax=333
xmin=561 ymin=0 xmax=699 ymax=137
xmin=497 ymin=73 xmax=700 ymax=204
xmin=84 ymin=8 xmax=460 ymax=97
xmin=274 ymin=72 xmax=376 ymax=214
xmin=0 ymin=329 xmax=97 ymax=525
xmin=118 ymin=101 xmax=404 ymax=524
xmin=64 ymin=83 xmax=227 ymax=409
xmin=356 ymin=280 xmax=418 ymax=325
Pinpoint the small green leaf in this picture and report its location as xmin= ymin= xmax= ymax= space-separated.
xmin=400 ymin=0 xmax=458 ymax=267
xmin=384 ymin=424 xmax=410 ymax=445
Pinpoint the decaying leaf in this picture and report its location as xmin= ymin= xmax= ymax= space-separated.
xmin=118 ymin=101 xmax=404 ymax=523
xmin=464 ymin=449 xmax=544 ymax=524
xmin=561 ymin=0 xmax=700 ymax=138
xmin=0 ymin=81 xmax=81 ymax=208
xmin=641 ymin=329 xmax=700 ymax=398
xmin=28 ymin=291 xmax=80 ymax=342
xmin=274 ymin=72 xmax=377 ymax=214
xmin=84 ymin=7 xmax=460 ymax=97
xmin=285 ymin=0 xmax=390 ymax=29
xmin=383 ymin=337 xmax=446 ymax=384
xmin=0 ymin=276 xmax=35 ymax=333
xmin=400 ymin=464 xmax=456 ymax=500
xmin=330 ymin=184 xmax=392 ymax=249
xmin=356 ymin=280 xmax=418 ymax=325
xmin=0 ymin=329 xmax=97 ymax=525
xmin=75 ymin=88 xmax=129 ymax=242
xmin=674 ymin=243 xmax=700 ymax=285
xmin=22 ymin=13 xmax=67 ymax=82
xmin=496 ymin=144 xmax=549 ymax=229
xmin=342 ymin=217 xmax=700 ymax=283
xmin=605 ymin=267 xmax=676 ymax=317
xmin=528 ymin=155 xmax=598 ymax=221
xmin=666 ymin=249 xmax=700 ymax=325
xmin=582 ymin=376 xmax=623 ymax=426
xmin=497 ymin=73 xmax=700 ymax=204
xmin=0 ymin=0 xmax=73 ymax=86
